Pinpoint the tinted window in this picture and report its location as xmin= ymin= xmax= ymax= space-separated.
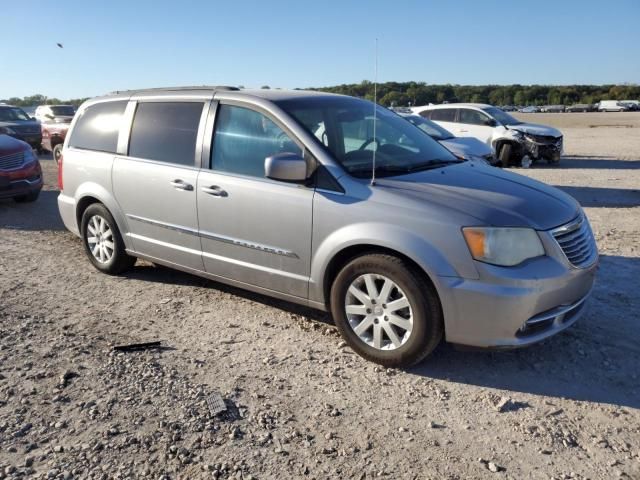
xmin=69 ymin=101 xmax=127 ymax=153
xmin=418 ymin=110 xmax=432 ymax=119
xmin=430 ymin=109 xmax=457 ymax=122
xmin=128 ymin=102 xmax=203 ymax=165
xmin=459 ymin=108 xmax=491 ymax=126
xmin=211 ymin=105 xmax=302 ymax=178
xmin=50 ymin=106 xmax=75 ymax=116
xmin=0 ymin=106 xmax=31 ymax=122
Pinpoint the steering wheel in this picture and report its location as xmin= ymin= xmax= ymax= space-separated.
xmin=359 ymin=138 xmax=379 ymax=150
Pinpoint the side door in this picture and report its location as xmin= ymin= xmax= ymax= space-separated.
xmin=112 ymin=99 xmax=208 ymax=271
xmin=196 ymin=102 xmax=313 ymax=299
xmin=455 ymin=108 xmax=495 ymax=145
xmin=426 ymin=108 xmax=458 ymax=134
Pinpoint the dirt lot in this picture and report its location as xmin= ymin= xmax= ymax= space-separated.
xmin=1 ymin=112 xmax=639 ymax=480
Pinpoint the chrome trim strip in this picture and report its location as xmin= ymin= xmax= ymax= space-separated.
xmin=551 ymin=215 xmax=583 ymax=236
xmin=126 ymin=214 xmax=299 ymax=258
xmin=199 ymin=229 xmax=299 ymax=258
xmin=127 ymin=214 xmax=199 ymax=236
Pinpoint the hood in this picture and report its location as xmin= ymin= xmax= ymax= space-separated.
xmin=0 ymin=134 xmax=31 ymax=155
xmin=0 ymin=119 xmax=41 ymax=134
xmin=439 ymin=137 xmax=493 ymax=158
xmin=507 ymin=122 xmax=562 ymax=138
xmin=376 ymin=163 xmax=579 ymax=230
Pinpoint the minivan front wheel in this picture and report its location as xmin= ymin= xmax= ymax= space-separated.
xmin=330 ymin=254 xmax=443 ymax=367
xmin=81 ymin=203 xmax=136 ymax=274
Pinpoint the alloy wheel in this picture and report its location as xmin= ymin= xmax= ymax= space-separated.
xmin=86 ymin=215 xmax=115 ymax=264
xmin=344 ymin=273 xmax=413 ymax=350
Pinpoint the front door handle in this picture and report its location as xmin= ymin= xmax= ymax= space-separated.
xmin=201 ymin=185 xmax=227 ymax=197
xmin=170 ymin=179 xmax=193 ymax=191
xmin=458 ymin=129 xmax=468 ymax=133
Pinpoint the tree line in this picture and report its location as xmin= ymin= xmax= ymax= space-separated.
xmin=307 ymin=82 xmax=640 ymax=107
xmin=1 ymin=94 xmax=88 ymax=108
xmin=3 ymin=83 xmax=640 ymax=109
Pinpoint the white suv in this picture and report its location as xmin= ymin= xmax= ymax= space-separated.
xmin=412 ymin=103 xmax=563 ymax=167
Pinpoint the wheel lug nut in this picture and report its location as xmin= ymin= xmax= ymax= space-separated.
xmin=366 ymin=309 xmax=372 ymax=314
xmin=384 ymin=316 xmax=388 ymax=321
xmin=382 ymin=304 xmax=387 ymax=308
xmin=371 ymin=299 xmax=376 ymax=304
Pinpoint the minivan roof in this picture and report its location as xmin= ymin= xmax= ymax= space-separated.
xmin=100 ymin=86 xmax=341 ymax=102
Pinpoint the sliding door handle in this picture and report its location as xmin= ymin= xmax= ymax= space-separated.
xmin=170 ymin=179 xmax=193 ymax=191
xmin=201 ymin=185 xmax=227 ymax=197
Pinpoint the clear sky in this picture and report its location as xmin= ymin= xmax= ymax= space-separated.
xmin=3 ymin=0 xmax=639 ymax=99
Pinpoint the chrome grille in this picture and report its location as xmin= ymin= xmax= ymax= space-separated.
xmin=0 ymin=151 xmax=25 ymax=170
xmin=552 ymin=215 xmax=597 ymax=268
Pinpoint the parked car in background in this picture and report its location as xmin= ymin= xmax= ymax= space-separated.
xmin=0 ymin=105 xmax=42 ymax=150
xmin=0 ymin=134 xmax=43 ymax=202
xmin=400 ymin=114 xmax=498 ymax=165
xmin=413 ymin=103 xmax=563 ymax=166
xmin=35 ymin=105 xmax=75 ymax=124
xmin=540 ymin=105 xmax=566 ymax=113
xmin=36 ymin=105 xmax=76 ymax=164
xmin=620 ymin=101 xmax=639 ymax=111
xmin=519 ymin=106 xmax=541 ymax=113
xmin=565 ymin=104 xmax=596 ymax=113
xmin=499 ymin=105 xmax=517 ymax=112
xmin=57 ymin=87 xmax=597 ymax=367
xmin=598 ymin=100 xmax=630 ymax=112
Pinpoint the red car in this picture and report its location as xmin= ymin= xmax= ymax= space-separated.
xmin=0 ymin=134 xmax=43 ymax=202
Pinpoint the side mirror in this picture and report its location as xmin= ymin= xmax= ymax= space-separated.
xmin=265 ymin=152 xmax=307 ymax=182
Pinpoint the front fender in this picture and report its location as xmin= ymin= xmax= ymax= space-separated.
xmin=309 ymin=222 xmax=462 ymax=306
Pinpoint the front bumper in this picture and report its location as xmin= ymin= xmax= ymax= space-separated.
xmin=438 ymin=251 xmax=597 ymax=348
xmin=522 ymin=135 xmax=563 ymax=161
xmin=0 ymin=174 xmax=43 ymax=199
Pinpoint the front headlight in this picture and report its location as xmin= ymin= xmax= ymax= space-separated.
xmin=462 ymin=227 xmax=545 ymax=266
xmin=23 ymin=148 xmax=37 ymax=164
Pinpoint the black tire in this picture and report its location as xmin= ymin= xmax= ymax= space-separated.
xmin=52 ymin=144 xmax=63 ymax=165
xmin=330 ymin=253 xmax=443 ymax=367
xmin=13 ymin=189 xmax=40 ymax=203
xmin=80 ymin=203 xmax=136 ymax=274
xmin=498 ymin=143 xmax=513 ymax=166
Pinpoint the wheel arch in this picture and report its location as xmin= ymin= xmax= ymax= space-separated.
xmin=311 ymin=224 xmax=459 ymax=312
xmin=74 ymin=184 xmax=132 ymax=250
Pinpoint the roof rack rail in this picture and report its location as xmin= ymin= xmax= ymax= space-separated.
xmin=108 ymin=85 xmax=241 ymax=95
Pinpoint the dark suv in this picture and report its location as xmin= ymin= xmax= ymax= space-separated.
xmin=0 ymin=134 xmax=43 ymax=202
xmin=0 ymin=104 xmax=42 ymax=150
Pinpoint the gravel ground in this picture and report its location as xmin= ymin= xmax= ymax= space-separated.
xmin=1 ymin=112 xmax=639 ymax=480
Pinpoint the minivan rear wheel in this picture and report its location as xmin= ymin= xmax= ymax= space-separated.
xmin=330 ymin=254 xmax=443 ymax=367
xmin=81 ymin=203 xmax=136 ymax=274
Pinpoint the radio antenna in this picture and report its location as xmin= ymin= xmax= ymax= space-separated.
xmin=371 ymin=38 xmax=378 ymax=186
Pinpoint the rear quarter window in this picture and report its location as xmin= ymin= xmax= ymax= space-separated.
xmin=68 ymin=101 xmax=127 ymax=153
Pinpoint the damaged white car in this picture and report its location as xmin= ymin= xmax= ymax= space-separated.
xmin=412 ymin=103 xmax=563 ymax=167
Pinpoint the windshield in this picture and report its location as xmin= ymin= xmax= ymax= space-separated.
xmin=0 ymin=107 xmax=31 ymax=122
xmin=277 ymin=96 xmax=459 ymax=178
xmin=404 ymin=115 xmax=454 ymax=141
xmin=50 ymin=106 xmax=75 ymax=116
xmin=483 ymin=107 xmax=521 ymax=126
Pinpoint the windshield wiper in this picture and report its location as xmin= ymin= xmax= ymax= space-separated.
xmin=406 ymin=159 xmax=464 ymax=172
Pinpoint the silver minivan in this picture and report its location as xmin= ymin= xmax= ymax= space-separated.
xmin=57 ymin=87 xmax=598 ymax=366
